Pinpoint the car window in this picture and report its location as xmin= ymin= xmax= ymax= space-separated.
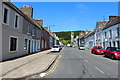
xmin=80 ymin=45 xmax=84 ymax=47
xmin=96 ymin=47 xmax=104 ymax=49
xmin=106 ymin=47 xmax=111 ymax=50
xmin=53 ymin=46 xmax=58 ymax=48
xmin=111 ymin=48 xmax=120 ymax=52
xmin=93 ymin=46 xmax=97 ymax=48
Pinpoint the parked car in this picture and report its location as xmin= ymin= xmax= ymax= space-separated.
xmin=91 ymin=46 xmax=105 ymax=54
xmin=79 ymin=45 xmax=85 ymax=50
xmin=51 ymin=45 xmax=60 ymax=52
xmin=104 ymin=47 xmax=120 ymax=60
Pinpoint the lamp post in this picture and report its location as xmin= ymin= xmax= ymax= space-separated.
xmin=49 ymin=25 xmax=55 ymax=32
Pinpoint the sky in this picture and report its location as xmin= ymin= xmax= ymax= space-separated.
xmin=12 ymin=2 xmax=118 ymax=32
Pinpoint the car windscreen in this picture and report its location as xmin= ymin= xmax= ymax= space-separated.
xmin=112 ymin=48 xmax=120 ymax=52
xmin=80 ymin=45 xmax=84 ymax=47
xmin=96 ymin=47 xmax=104 ymax=49
xmin=53 ymin=46 xmax=58 ymax=48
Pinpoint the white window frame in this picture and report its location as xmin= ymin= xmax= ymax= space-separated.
xmin=9 ymin=36 xmax=18 ymax=52
xmin=2 ymin=4 xmax=10 ymax=25
xmin=27 ymin=25 xmax=30 ymax=35
xmin=37 ymin=40 xmax=40 ymax=50
xmin=32 ymin=30 xmax=35 ymax=36
xmin=14 ymin=12 xmax=20 ymax=29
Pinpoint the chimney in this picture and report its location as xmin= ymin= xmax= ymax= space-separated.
xmin=35 ymin=18 xmax=43 ymax=28
xmin=20 ymin=5 xmax=33 ymax=18
xmin=44 ymin=27 xmax=48 ymax=30
xmin=109 ymin=16 xmax=117 ymax=21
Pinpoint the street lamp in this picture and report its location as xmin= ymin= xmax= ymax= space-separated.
xmin=49 ymin=25 xmax=55 ymax=31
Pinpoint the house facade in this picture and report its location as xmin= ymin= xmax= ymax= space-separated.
xmin=102 ymin=16 xmax=120 ymax=49
xmin=85 ymin=32 xmax=95 ymax=49
xmin=94 ymin=20 xmax=107 ymax=46
xmin=82 ymin=16 xmax=120 ymax=49
xmin=78 ymin=30 xmax=92 ymax=47
xmin=1 ymin=2 xmax=54 ymax=61
xmin=0 ymin=0 xmax=2 ymax=61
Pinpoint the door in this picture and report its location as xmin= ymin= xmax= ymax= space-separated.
xmin=105 ymin=47 xmax=111 ymax=56
xmin=28 ymin=40 xmax=31 ymax=53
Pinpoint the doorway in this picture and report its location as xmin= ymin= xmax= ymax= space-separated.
xmin=28 ymin=40 xmax=31 ymax=53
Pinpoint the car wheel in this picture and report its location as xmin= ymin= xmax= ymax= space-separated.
xmin=111 ymin=55 xmax=115 ymax=60
xmin=94 ymin=51 xmax=97 ymax=55
xmin=104 ymin=53 xmax=106 ymax=56
xmin=91 ymin=50 xmax=93 ymax=53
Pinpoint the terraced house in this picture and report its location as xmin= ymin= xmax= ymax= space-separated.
xmin=83 ymin=16 xmax=120 ymax=49
xmin=1 ymin=2 xmax=57 ymax=61
xmin=102 ymin=16 xmax=120 ymax=49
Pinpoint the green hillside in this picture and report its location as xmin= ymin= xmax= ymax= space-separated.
xmin=55 ymin=31 xmax=84 ymax=45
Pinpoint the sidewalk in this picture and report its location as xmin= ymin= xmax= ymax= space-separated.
xmin=0 ymin=50 xmax=59 ymax=78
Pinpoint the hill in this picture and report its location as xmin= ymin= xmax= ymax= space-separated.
xmin=54 ymin=31 xmax=84 ymax=45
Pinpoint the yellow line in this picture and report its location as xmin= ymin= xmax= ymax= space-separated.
xmin=45 ymin=55 xmax=61 ymax=77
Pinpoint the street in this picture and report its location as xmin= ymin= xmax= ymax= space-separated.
xmin=45 ymin=47 xmax=119 ymax=78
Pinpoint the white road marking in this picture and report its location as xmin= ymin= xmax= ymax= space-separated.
xmin=95 ymin=66 xmax=104 ymax=74
xmin=84 ymin=60 xmax=88 ymax=62
xmin=39 ymin=73 xmax=46 ymax=77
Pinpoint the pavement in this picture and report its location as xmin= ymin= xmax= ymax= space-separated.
xmin=0 ymin=49 xmax=59 ymax=78
xmin=45 ymin=47 xmax=119 ymax=78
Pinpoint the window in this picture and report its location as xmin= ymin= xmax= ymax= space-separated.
xmin=10 ymin=37 xmax=18 ymax=52
xmin=37 ymin=40 xmax=40 ymax=50
xmin=113 ymin=41 xmax=115 ymax=47
xmin=117 ymin=41 xmax=120 ymax=48
xmin=27 ymin=26 xmax=30 ymax=34
xmin=105 ymin=32 xmax=107 ymax=39
xmin=14 ymin=13 xmax=19 ymax=29
xmin=109 ymin=30 xmax=112 ymax=38
xmin=117 ymin=27 xmax=119 ymax=37
xmin=3 ymin=5 xmax=10 ymax=25
xmin=109 ymin=42 xmax=111 ymax=47
xmin=32 ymin=30 xmax=35 ymax=36
xmin=24 ymin=39 xmax=28 ymax=50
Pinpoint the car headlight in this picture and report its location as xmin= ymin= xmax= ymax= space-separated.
xmin=97 ymin=50 xmax=100 ymax=52
xmin=114 ymin=53 xmax=118 ymax=55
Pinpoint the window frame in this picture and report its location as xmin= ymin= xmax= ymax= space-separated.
xmin=117 ymin=27 xmax=119 ymax=37
xmin=2 ymin=4 xmax=10 ymax=25
xmin=109 ymin=30 xmax=112 ymax=38
xmin=14 ymin=13 xmax=20 ymax=29
xmin=24 ymin=38 xmax=28 ymax=50
xmin=9 ymin=36 xmax=18 ymax=52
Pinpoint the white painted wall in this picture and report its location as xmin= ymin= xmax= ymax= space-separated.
xmin=102 ymin=24 xmax=120 ymax=49
xmin=85 ymin=34 xmax=94 ymax=49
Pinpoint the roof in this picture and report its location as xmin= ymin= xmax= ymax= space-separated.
xmin=102 ymin=16 xmax=120 ymax=30
xmin=4 ymin=2 xmax=43 ymax=30
xmin=96 ymin=21 xmax=107 ymax=30
xmin=85 ymin=31 xmax=95 ymax=38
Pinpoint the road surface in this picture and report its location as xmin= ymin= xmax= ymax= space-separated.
xmin=45 ymin=47 xmax=119 ymax=78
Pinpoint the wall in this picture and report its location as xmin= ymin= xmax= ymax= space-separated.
xmin=0 ymin=0 xmax=2 ymax=61
xmin=102 ymin=24 xmax=120 ymax=49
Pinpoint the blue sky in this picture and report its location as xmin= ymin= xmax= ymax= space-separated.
xmin=12 ymin=2 xmax=118 ymax=32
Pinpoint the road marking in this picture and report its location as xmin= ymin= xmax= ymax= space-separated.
xmin=95 ymin=66 xmax=104 ymax=74
xmin=39 ymin=73 xmax=46 ymax=77
xmin=84 ymin=60 xmax=88 ymax=62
